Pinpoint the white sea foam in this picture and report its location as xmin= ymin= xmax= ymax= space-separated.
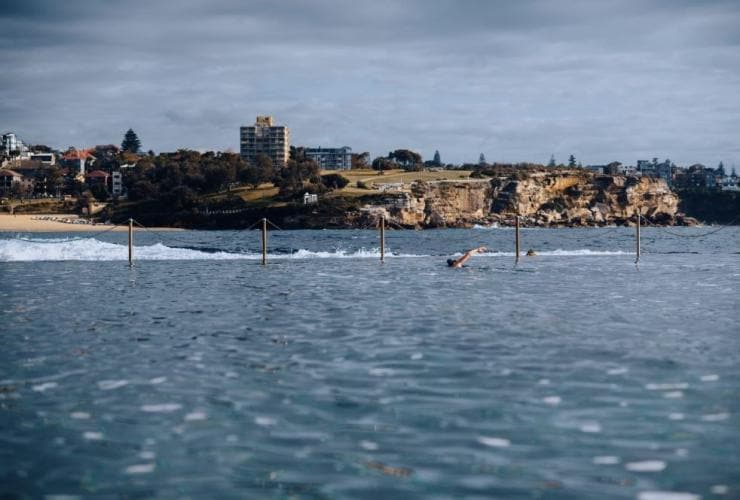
xmin=645 ymin=383 xmax=689 ymax=391
xmin=255 ymin=416 xmax=276 ymax=426
xmin=360 ymin=440 xmax=379 ymax=450
xmin=124 ymin=463 xmax=156 ymax=474
xmin=139 ymin=451 xmax=156 ymax=460
xmin=184 ymin=411 xmax=207 ymax=421
xmin=593 ymin=456 xmax=620 ymax=465
xmin=141 ymin=403 xmax=182 ymax=413
xmin=70 ymin=412 xmax=91 ymax=420
xmin=701 ymin=412 xmax=729 ymax=422
xmin=32 ymin=382 xmax=58 ymax=392
xmin=625 ymin=460 xmax=667 ymax=472
xmin=711 ymin=485 xmax=729 ymax=495
xmin=663 ymin=391 xmax=684 ymax=399
xmin=0 ymin=238 xmax=421 ymax=262
xmin=637 ymin=492 xmax=699 ymax=500
xmin=149 ymin=376 xmax=167 ymax=385
xmin=477 ymin=436 xmax=511 ymax=448
xmin=97 ymin=380 xmax=128 ymax=391
xmin=83 ymin=431 xmax=103 ymax=441
xmin=543 ymin=396 xmax=561 ymax=405
xmin=369 ymin=368 xmax=395 ymax=377
xmin=700 ymin=374 xmax=719 ymax=382
xmin=607 ymin=367 xmax=628 ymax=375
xmin=580 ymin=422 xmax=602 ymax=433
xmin=0 ymin=237 xmax=633 ymax=262
xmin=668 ymin=413 xmax=685 ymax=420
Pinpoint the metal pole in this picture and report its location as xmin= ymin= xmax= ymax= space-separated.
xmin=380 ymin=215 xmax=385 ymax=262
xmin=128 ymin=218 xmax=133 ymax=267
xmin=261 ymin=218 xmax=267 ymax=266
xmin=515 ymin=215 xmax=521 ymax=262
xmin=635 ymin=212 xmax=641 ymax=263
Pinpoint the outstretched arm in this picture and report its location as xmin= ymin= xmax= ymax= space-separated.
xmin=451 ymin=246 xmax=487 ymax=267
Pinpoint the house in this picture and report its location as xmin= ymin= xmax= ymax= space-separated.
xmin=85 ymin=170 xmax=110 ymax=189
xmin=0 ymin=169 xmax=23 ymax=194
xmin=0 ymin=169 xmax=33 ymax=196
xmin=61 ymin=148 xmax=96 ymax=176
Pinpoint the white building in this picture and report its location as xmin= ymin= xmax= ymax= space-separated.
xmin=111 ymin=171 xmax=123 ymax=196
xmin=240 ymin=116 xmax=290 ymax=168
xmin=304 ymin=146 xmax=352 ymax=170
xmin=2 ymin=132 xmax=29 ymax=158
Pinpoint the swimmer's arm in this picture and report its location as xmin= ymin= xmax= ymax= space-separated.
xmin=454 ymin=246 xmax=487 ymax=266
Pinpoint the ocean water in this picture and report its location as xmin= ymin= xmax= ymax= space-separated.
xmin=1 ymin=227 xmax=738 ymax=499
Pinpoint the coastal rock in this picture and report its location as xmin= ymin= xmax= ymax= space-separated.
xmin=363 ymin=170 xmax=679 ymax=227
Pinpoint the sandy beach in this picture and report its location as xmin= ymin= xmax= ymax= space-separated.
xmin=0 ymin=214 xmax=181 ymax=233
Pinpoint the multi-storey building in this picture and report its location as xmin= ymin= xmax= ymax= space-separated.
xmin=2 ymin=132 xmax=29 ymax=158
xmin=240 ymin=116 xmax=290 ymax=168
xmin=303 ymin=146 xmax=352 ymax=170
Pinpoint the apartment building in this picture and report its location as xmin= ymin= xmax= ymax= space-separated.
xmin=304 ymin=146 xmax=352 ymax=170
xmin=240 ymin=116 xmax=290 ymax=168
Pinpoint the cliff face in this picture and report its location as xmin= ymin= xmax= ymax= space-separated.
xmin=362 ymin=171 xmax=680 ymax=227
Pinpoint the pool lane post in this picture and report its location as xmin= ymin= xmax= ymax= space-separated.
xmin=635 ymin=211 xmax=641 ymax=263
xmin=515 ymin=215 xmax=521 ymax=262
xmin=380 ymin=215 xmax=385 ymax=262
xmin=128 ymin=218 xmax=133 ymax=266
xmin=261 ymin=218 xmax=268 ymax=266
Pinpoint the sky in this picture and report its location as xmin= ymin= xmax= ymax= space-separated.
xmin=1 ymin=0 xmax=739 ymax=167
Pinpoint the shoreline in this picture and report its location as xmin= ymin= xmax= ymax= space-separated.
xmin=0 ymin=214 xmax=182 ymax=233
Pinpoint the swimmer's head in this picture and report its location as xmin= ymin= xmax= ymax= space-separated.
xmin=447 ymin=258 xmax=456 ymax=267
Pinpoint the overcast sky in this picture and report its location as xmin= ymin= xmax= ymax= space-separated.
xmin=1 ymin=0 xmax=739 ymax=167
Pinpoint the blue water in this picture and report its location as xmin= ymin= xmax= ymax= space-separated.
xmin=1 ymin=227 xmax=738 ymax=499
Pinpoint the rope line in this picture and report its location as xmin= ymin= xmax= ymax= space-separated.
xmin=640 ymin=214 xmax=740 ymax=237
xmin=265 ymin=219 xmax=283 ymax=231
xmin=131 ymin=220 xmax=195 ymax=246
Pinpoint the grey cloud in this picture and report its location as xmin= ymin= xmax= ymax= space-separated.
xmin=1 ymin=0 xmax=738 ymax=167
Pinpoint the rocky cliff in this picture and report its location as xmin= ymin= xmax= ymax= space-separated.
xmin=360 ymin=170 xmax=682 ymax=228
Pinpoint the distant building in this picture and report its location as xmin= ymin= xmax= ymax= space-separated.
xmin=636 ymin=160 xmax=654 ymax=175
xmin=240 ymin=116 xmax=290 ymax=168
xmin=303 ymin=146 xmax=352 ymax=170
xmin=0 ymin=169 xmax=23 ymax=194
xmin=2 ymin=132 xmax=29 ymax=157
xmin=30 ymin=152 xmax=55 ymax=165
xmin=111 ymin=171 xmax=123 ymax=196
xmin=586 ymin=165 xmax=607 ymax=174
xmin=85 ymin=170 xmax=110 ymax=189
xmin=61 ymin=148 xmax=96 ymax=176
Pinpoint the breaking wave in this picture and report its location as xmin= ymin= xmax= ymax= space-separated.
xmin=0 ymin=238 xmax=420 ymax=262
xmin=0 ymin=237 xmax=633 ymax=262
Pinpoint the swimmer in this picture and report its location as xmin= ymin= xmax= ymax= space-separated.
xmin=447 ymin=246 xmax=487 ymax=268
xmin=526 ymin=249 xmax=537 ymax=256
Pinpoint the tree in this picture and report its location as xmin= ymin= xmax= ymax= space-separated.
xmin=433 ymin=150 xmax=441 ymax=166
xmin=568 ymin=155 xmax=576 ymax=168
xmin=372 ymin=156 xmax=395 ymax=171
xmin=717 ymin=161 xmax=726 ymax=177
xmin=479 ymin=153 xmax=486 ymax=166
xmin=351 ymin=152 xmax=370 ymax=169
xmin=321 ymin=173 xmax=349 ymax=190
xmin=121 ymin=129 xmax=141 ymax=154
xmin=255 ymin=153 xmax=275 ymax=181
xmin=547 ymin=155 xmax=556 ymax=168
xmin=389 ymin=149 xmax=421 ymax=168
xmin=732 ymin=166 xmax=737 ymax=178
